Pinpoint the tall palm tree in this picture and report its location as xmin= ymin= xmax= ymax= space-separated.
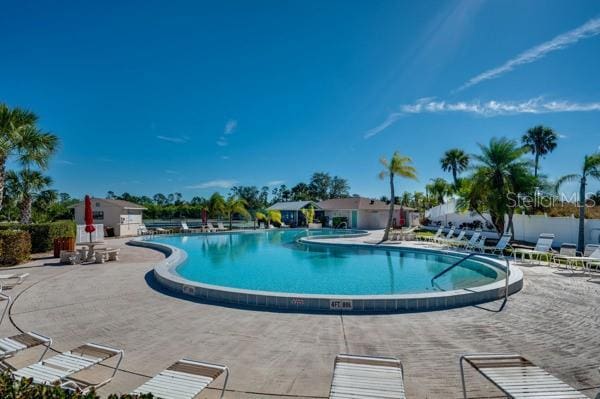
xmin=466 ymin=138 xmax=534 ymax=237
xmin=0 ymin=105 xmax=58 ymax=211
xmin=5 ymin=169 xmax=52 ymax=224
xmin=223 ymin=196 xmax=250 ymax=229
xmin=522 ymin=125 xmax=558 ymax=177
xmin=440 ymin=148 xmax=469 ymax=187
xmin=555 ymin=153 xmax=600 ymax=252
xmin=378 ymin=152 xmax=417 ymax=242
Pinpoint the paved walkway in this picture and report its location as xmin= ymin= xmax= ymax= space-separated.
xmin=1 ymin=234 xmax=599 ymax=398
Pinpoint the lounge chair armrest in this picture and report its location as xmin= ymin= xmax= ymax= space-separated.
xmin=27 ymin=331 xmax=52 ymax=345
xmin=85 ymin=342 xmax=124 ymax=357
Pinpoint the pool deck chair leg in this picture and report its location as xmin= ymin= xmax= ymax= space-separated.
xmin=329 ymin=354 xmax=405 ymax=399
xmin=459 ymin=353 xmax=588 ymax=399
xmin=132 ymin=358 xmax=230 ymax=399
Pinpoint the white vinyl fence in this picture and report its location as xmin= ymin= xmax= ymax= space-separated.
xmin=427 ymin=207 xmax=600 ymax=247
xmin=76 ymin=224 xmax=104 ymax=243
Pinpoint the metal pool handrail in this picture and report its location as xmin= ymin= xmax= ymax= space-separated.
xmin=430 ymin=252 xmax=511 ymax=309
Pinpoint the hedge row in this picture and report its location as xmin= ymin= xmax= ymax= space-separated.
xmin=0 ymin=221 xmax=76 ymax=253
xmin=0 ymin=371 xmax=154 ymax=398
xmin=0 ymin=231 xmax=31 ymax=265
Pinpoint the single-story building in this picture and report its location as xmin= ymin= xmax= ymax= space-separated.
xmin=318 ymin=197 xmax=417 ymax=229
xmin=267 ymin=201 xmax=321 ymax=227
xmin=72 ymin=198 xmax=146 ymax=237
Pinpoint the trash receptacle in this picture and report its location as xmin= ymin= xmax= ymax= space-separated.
xmin=53 ymin=237 xmax=76 ymax=258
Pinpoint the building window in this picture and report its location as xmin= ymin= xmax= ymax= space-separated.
xmin=93 ymin=211 xmax=104 ymax=220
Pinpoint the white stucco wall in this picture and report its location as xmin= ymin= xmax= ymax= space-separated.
xmin=73 ymin=200 xmax=143 ymax=237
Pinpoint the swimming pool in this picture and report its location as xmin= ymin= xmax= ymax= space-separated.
xmin=148 ymin=229 xmax=503 ymax=295
xmin=134 ymin=229 xmax=522 ymax=312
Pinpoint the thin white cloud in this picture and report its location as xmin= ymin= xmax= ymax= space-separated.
xmin=164 ymin=169 xmax=179 ymax=175
xmin=456 ymin=17 xmax=600 ymax=92
xmin=157 ymin=135 xmax=189 ymax=144
xmin=401 ymin=97 xmax=600 ymax=116
xmin=55 ymin=159 xmax=74 ymax=165
xmin=217 ymin=119 xmax=237 ymax=146
xmin=224 ymin=119 xmax=237 ymax=135
xmin=267 ymin=180 xmax=285 ymax=186
xmin=185 ymin=179 xmax=238 ymax=189
xmin=364 ymin=112 xmax=405 ymax=139
xmin=365 ymin=97 xmax=600 ymax=138
xmin=221 ymin=155 xmax=230 ymax=160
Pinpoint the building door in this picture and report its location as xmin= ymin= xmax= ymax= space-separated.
xmin=351 ymin=211 xmax=358 ymax=228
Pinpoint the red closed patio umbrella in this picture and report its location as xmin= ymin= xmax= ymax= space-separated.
xmin=84 ymin=195 xmax=96 ymax=242
xmin=202 ymin=209 xmax=207 ymax=225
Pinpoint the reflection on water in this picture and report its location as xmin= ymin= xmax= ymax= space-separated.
xmin=150 ymin=229 xmax=504 ymax=295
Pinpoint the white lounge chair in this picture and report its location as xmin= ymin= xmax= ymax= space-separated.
xmin=554 ymin=244 xmax=600 ymax=273
xmin=0 ymin=272 xmax=29 ymax=290
xmin=329 ymin=354 xmax=405 ymax=399
xmin=138 ymin=224 xmax=154 ymax=236
xmin=433 ymin=228 xmax=455 ymax=244
xmin=470 ymin=235 xmax=487 ymax=252
xmin=133 ymin=358 xmax=230 ymax=399
xmin=460 ymin=353 xmax=588 ymax=399
xmin=444 ymin=230 xmax=466 ymax=247
xmin=181 ymin=222 xmax=202 ymax=234
xmin=14 ymin=342 xmax=123 ymax=392
xmin=459 ymin=232 xmax=481 ymax=250
xmin=419 ymin=227 xmax=442 ymax=242
xmin=551 ymin=243 xmax=578 ymax=269
xmin=512 ymin=233 xmax=555 ymax=263
xmin=483 ymin=233 xmax=513 ymax=256
xmin=0 ymin=331 xmax=51 ymax=368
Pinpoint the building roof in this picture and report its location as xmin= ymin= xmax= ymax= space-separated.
xmin=267 ymin=201 xmax=320 ymax=211
xmin=72 ymin=198 xmax=147 ymax=210
xmin=318 ymin=197 xmax=415 ymax=211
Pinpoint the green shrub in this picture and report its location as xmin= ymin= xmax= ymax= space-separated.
xmin=27 ymin=221 xmax=76 ymax=253
xmin=0 ymin=371 xmax=155 ymax=398
xmin=0 ymin=230 xmax=31 ymax=265
xmin=0 ymin=220 xmax=76 ymax=253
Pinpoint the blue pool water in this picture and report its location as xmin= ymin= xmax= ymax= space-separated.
xmin=148 ymin=229 xmax=505 ymax=295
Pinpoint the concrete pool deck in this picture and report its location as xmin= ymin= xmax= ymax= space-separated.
xmin=1 ymin=232 xmax=599 ymax=398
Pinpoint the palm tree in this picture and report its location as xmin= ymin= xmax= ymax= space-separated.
xmin=5 ymin=169 xmax=52 ymax=224
xmin=465 ymin=138 xmax=534 ymax=237
xmin=0 ymin=104 xmax=38 ymax=209
xmin=522 ymin=125 xmax=558 ymax=177
xmin=440 ymin=148 xmax=469 ymax=187
xmin=426 ymin=178 xmax=452 ymax=205
xmin=555 ymin=153 xmax=600 ymax=251
xmin=223 ymin=196 xmax=250 ymax=229
xmin=208 ymin=192 xmax=226 ymax=218
xmin=378 ymin=152 xmax=417 ymax=242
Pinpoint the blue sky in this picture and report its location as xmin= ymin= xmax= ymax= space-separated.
xmin=2 ymin=1 xmax=600 ymax=200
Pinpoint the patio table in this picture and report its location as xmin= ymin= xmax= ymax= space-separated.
xmin=76 ymin=241 xmax=106 ymax=262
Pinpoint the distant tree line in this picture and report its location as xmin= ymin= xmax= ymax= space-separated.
xmin=103 ymin=172 xmax=352 ymax=220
